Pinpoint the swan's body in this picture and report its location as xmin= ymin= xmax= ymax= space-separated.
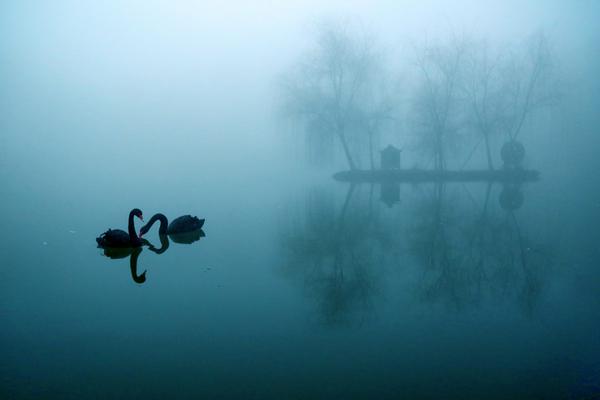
xmin=140 ymin=213 xmax=205 ymax=237
xmin=97 ymin=229 xmax=134 ymax=248
xmin=168 ymin=215 xmax=205 ymax=234
xmin=96 ymin=208 xmax=144 ymax=248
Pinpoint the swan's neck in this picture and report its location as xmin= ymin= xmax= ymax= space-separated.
xmin=150 ymin=213 xmax=169 ymax=235
xmin=128 ymin=211 xmax=139 ymax=242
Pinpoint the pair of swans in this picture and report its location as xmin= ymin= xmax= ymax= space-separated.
xmin=96 ymin=208 xmax=205 ymax=248
xmin=96 ymin=209 xmax=204 ymax=285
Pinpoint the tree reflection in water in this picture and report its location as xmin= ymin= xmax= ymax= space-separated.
xmin=280 ymin=185 xmax=389 ymax=326
xmin=412 ymin=182 xmax=553 ymax=315
xmin=280 ymin=181 xmax=553 ymax=324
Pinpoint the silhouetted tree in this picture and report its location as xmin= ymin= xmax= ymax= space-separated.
xmin=412 ymin=36 xmax=468 ymax=171
xmin=463 ymin=40 xmax=507 ymax=170
xmin=356 ymin=76 xmax=395 ymax=170
xmin=501 ymin=32 xmax=558 ymax=142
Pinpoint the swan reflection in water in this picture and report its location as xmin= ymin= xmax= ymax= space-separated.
xmin=143 ymin=229 xmax=206 ymax=254
xmin=99 ymin=212 xmax=206 ymax=284
xmin=100 ymin=246 xmax=147 ymax=284
xmin=99 ymin=230 xmax=205 ymax=284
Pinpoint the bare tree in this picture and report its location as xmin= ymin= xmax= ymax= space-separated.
xmin=502 ymin=32 xmax=558 ymax=142
xmin=462 ymin=39 xmax=507 ymax=170
xmin=281 ymin=21 xmax=383 ymax=170
xmin=354 ymin=76 xmax=395 ymax=170
xmin=412 ymin=36 xmax=468 ymax=171
xmin=459 ymin=32 xmax=557 ymax=170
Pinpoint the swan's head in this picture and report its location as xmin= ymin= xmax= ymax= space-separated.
xmin=132 ymin=208 xmax=144 ymax=222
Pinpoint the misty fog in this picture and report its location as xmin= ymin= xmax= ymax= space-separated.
xmin=1 ymin=1 xmax=599 ymax=399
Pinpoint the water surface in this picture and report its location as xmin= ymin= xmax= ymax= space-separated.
xmin=1 ymin=158 xmax=599 ymax=399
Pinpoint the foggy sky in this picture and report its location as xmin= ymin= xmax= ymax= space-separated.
xmin=1 ymin=0 xmax=599 ymax=187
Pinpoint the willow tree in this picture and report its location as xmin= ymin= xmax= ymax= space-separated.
xmin=281 ymin=22 xmax=383 ymax=170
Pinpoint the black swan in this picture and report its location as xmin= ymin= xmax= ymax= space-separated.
xmin=96 ymin=208 xmax=144 ymax=248
xmin=140 ymin=213 xmax=204 ymax=237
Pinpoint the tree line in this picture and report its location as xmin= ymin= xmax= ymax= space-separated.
xmin=281 ymin=21 xmax=559 ymax=171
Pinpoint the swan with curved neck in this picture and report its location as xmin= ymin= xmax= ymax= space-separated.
xmin=96 ymin=208 xmax=144 ymax=248
xmin=140 ymin=213 xmax=205 ymax=237
xmin=142 ymin=213 xmax=170 ymax=235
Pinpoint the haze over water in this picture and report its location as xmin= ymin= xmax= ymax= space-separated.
xmin=1 ymin=1 xmax=599 ymax=399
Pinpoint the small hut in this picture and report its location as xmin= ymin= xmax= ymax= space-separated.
xmin=380 ymin=145 xmax=401 ymax=170
xmin=380 ymin=182 xmax=400 ymax=208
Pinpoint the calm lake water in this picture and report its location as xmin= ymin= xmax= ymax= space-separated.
xmin=2 ymin=0 xmax=600 ymax=396
xmin=1 ymin=156 xmax=599 ymax=399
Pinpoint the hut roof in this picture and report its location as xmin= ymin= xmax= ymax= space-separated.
xmin=381 ymin=144 xmax=401 ymax=154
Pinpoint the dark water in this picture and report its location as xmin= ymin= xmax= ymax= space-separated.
xmin=1 ymin=161 xmax=599 ymax=399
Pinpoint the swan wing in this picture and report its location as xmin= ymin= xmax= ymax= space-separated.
xmin=96 ymin=229 xmax=131 ymax=248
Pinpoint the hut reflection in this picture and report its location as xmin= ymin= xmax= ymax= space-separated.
xmin=380 ymin=182 xmax=400 ymax=208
